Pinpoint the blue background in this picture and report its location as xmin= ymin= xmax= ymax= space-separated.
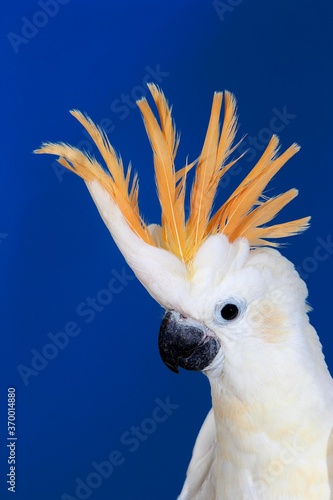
xmin=1 ymin=1 xmax=333 ymax=499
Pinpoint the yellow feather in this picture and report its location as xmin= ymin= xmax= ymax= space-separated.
xmin=248 ymin=217 xmax=311 ymax=247
xmin=137 ymin=87 xmax=185 ymax=260
xmin=186 ymin=91 xmax=239 ymax=259
xmin=35 ymin=88 xmax=310 ymax=264
xmin=147 ymin=83 xmax=179 ymax=160
xmin=34 ymin=119 xmax=153 ymax=245
xmin=208 ymin=140 xmax=300 ymax=238
xmin=187 ymin=92 xmax=223 ymax=237
xmin=230 ymin=188 xmax=299 ymax=241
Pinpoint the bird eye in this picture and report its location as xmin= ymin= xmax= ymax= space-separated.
xmin=220 ymin=303 xmax=239 ymax=321
xmin=215 ymin=298 xmax=245 ymax=324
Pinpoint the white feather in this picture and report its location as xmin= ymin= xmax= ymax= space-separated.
xmin=85 ymin=179 xmax=189 ymax=309
xmin=86 ymin=179 xmax=333 ymax=498
xmin=178 ymin=408 xmax=216 ymax=500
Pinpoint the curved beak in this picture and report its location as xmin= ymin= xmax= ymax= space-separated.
xmin=158 ymin=310 xmax=220 ymax=373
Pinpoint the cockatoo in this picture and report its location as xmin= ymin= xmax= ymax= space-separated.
xmin=35 ymin=84 xmax=333 ymax=499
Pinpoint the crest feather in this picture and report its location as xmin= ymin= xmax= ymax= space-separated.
xmin=136 ymin=84 xmax=187 ymax=260
xmin=34 ymin=111 xmax=154 ymax=244
xmin=186 ymin=91 xmax=240 ymax=259
xmin=35 ymin=88 xmax=310 ymax=264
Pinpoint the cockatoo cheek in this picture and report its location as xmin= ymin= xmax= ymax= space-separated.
xmin=202 ymin=345 xmax=225 ymax=379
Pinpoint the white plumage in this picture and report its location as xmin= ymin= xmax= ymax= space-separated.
xmin=86 ymin=184 xmax=333 ymax=498
xmin=36 ymin=86 xmax=333 ymax=498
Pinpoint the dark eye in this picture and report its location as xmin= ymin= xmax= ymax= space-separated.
xmin=220 ymin=303 xmax=239 ymax=321
xmin=215 ymin=298 xmax=245 ymax=325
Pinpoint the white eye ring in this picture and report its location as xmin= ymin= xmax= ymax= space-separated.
xmin=215 ymin=298 xmax=246 ymax=324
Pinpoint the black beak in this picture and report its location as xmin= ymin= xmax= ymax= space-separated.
xmin=158 ymin=310 xmax=220 ymax=374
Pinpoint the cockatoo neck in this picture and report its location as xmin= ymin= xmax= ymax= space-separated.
xmin=210 ymin=321 xmax=332 ymax=431
xmin=207 ymin=320 xmax=333 ymax=495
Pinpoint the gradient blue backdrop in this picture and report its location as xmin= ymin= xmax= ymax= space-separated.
xmin=1 ymin=1 xmax=333 ymax=499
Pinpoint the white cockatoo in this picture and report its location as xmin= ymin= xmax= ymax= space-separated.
xmin=35 ymin=84 xmax=333 ymax=499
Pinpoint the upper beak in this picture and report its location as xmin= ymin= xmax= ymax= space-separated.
xmin=158 ymin=310 xmax=220 ymax=373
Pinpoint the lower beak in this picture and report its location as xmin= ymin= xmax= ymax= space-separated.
xmin=158 ymin=310 xmax=220 ymax=374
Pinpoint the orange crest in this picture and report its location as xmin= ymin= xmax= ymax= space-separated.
xmin=35 ymin=84 xmax=310 ymax=264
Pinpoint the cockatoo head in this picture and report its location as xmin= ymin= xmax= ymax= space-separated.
xmin=35 ymin=85 xmax=310 ymax=382
xmin=158 ymin=236 xmax=309 ymax=382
